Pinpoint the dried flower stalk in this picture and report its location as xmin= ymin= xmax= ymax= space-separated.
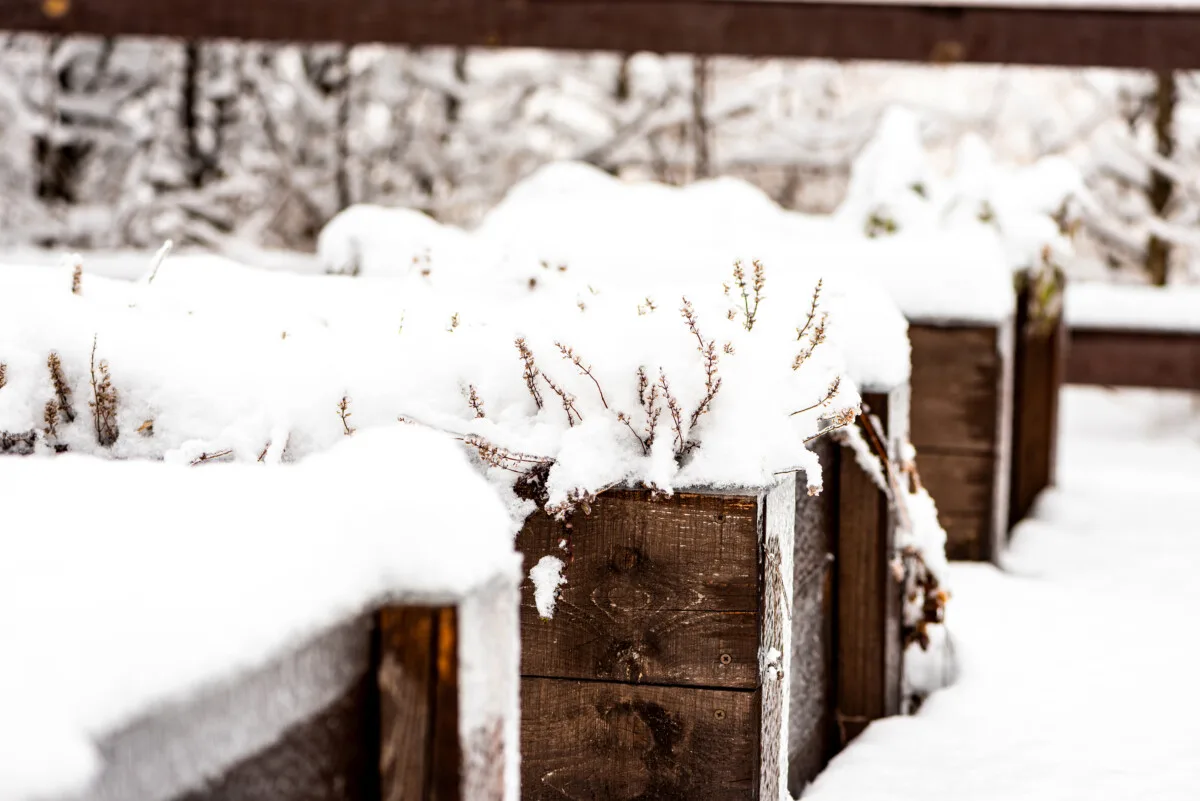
xmin=515 ymin=337 xmax=544 ymax=410
xmin=555 ymin=341 xmax=608 ymax=409
xmin=71 ymin=263 xmax=82 ymax=295
xmin=47 ymin=352 xmax=76 ymax=423
xmin=338 ymin=395 xmax=355 ymax=435
xmin=466 ymin=384 xmax=487 ymax=419
xmin=89 ymin=336 xmax=119 ymax=447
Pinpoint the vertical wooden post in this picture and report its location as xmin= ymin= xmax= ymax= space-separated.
xmin=1009 ymin=270 xmax=1065 ymax=529
xmin=379 ymin=607 xmax=461 ymax=801
xmin=832 ymin=388 xmax=904 ymax=748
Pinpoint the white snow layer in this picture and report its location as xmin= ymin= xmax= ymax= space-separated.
xmin=0 ymin=426 xmax=522 ymax=801
xmin=1066 ymin=281 xmax=1200 ymax=333
xmin=0 ymin=249 xmax=854 ymax=508
xmin=529 ymin=555 xmax=568 ymax=619
xmin=804 ymin=385 xmax=1200 ymax=801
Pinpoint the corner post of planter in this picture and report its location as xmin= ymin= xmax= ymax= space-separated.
xmin=832 ymin=385 xmax=907 ymax=749
xmin=759 ymin=472 xmax=798 ymax=801
xmin=1009 ymin=268 xmax=1067 ymax=529
xmin=378 ymin=605 xmax=462 ymax=801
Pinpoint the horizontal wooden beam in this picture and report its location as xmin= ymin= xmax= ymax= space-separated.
xmin=1067 ymin=327 xmax=1200 ymax=390
xmin=5 ymin=0 xmax=1200 ymax=70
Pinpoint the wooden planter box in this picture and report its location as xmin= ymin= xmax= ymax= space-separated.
xmin=518 ymin=479 xmax=798 ymax=800
xmin=79 ymin=580 xmax=519 ymax=801
xmin=518 ymin=380 xmax=910 ymax=801
xmin=786 ymin=384 xmax=907 ymax=801
xmin=909 ymin=319 xmax=1015 ymax=562
xmin=1009 ymin=271 xmax=1066 ymax=528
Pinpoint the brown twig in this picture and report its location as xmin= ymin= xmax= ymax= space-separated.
xmin=804 ymin=407 xmax=858 ymax=444
xmin=191 ymin=448 xmax=234 ymax=466
xmin=791 ymin=377 xmax=841 ymax=417
xmin=71 ymin=263 xmax=82 ymax=295
xmin=337 ymin=396 xmax=355 ymax=435
xmin=659 ymin=370 xmax=685 ymax=457
xmin=555 ymin=341 xmax=608 ymax=409
xmin=466 ymin=384 xmax=487 ymax=418
xmin=542 ymin=372 xmax=583 ymax=427
xmin=795 ymin=279 xmax=824 ymax=343
xmin=0 ymin=362 xmax=6 ymax=390
xmin=515 ymin=337 xmax=544 ymax=410
xmin=47 ymin=352 xmax=75 ymax=423
xmin=89 ymin=336 xmax=119 ymax=448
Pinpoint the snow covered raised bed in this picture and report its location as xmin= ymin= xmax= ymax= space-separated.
xmin=1065 ymin=282 xmax=1200 ymax=391
xmin=0 ymin=428 xmax=522 ymax=801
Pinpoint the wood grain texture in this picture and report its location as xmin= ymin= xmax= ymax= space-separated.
xmin=1066 ymin=327 xmax=1200 ymax=390
xmin=788 ymin=436 xmax=835 ymax=798
xmin=518 ymin=490 xmax=761 ymax=689
xmin=832 ymin=393 xmax=902 ymax=749
xmin=11 ymin=0 xmax=1200 ymax=69
xmin=378 ymin=607 xmax=461 ymax=801
xmin=1009 ymin=275 xmax=1066 ymax=528
xmin=758 ymin=476 xmax=796 ymax=801
xmin=521 ymin=677 xmax=759 ymax=801
xmin=909 ymin=323 xmax=1003 ymax=454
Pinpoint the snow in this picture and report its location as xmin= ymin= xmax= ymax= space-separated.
xmin=0 ymin=235 xmax=862 ymax=511
xmin=1067 ymin=281 xmax=1200 ymax=333
xmin=0 ymin=425 xmax=520 ymax=801
xmin=529 ymin=555 xmax=567 ymax=619
xmin=802 ymin=385 xmax=1200 ymax=801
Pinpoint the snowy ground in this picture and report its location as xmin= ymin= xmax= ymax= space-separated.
xmin=805 ymin=386 xmax=1200 ymax=801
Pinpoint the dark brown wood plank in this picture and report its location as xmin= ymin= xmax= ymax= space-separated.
xmin=915 ymin=450 xmax=996 ymax=515
xmin=937 ymin=511 xmax=989 ymax=562
xmin=518 ymin=490 xmax=761 ymax=689
xmin=10 ymin=0 xmax=1200 ymax=70
xmin=520 ymin=677 xmax=760 ymax=800
xmin=1009 ymin=273 xmax=1065 ymax=528
xmin=832 ymin=394 xmax=902 ymax=750
xmin=379 ymin=606 xmax=461 ymax=801
xmin=909 ymin=323 xmax=1003 ymax=454
xmin=1066 ymin=327 xmax=1200 ymax=391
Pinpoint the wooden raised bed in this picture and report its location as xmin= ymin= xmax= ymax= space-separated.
xmin=83 ymin=580 xmax=519 ymax=801
xmin=1067 ymin=327 xmax=1200 ymax=390
xmin=516 ymin=381 xmax=910 ymax=800
xmin=1009 ymin=270 xmax=1067 ymax=529
xmin=518 ymin=478 xmax=798 ymax=800
xmin=909 ymin=318 xmax=1015 ymax=562
xmin=786 ymin=384 xmax=908 ymax=796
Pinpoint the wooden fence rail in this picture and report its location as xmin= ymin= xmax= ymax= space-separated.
xmin=1066 ymin=328 xmax=1200 ymax=391
xmin=4 ymin=0 xmax=1200 ymax=69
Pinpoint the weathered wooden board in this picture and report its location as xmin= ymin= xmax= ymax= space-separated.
xmin=832 ymin=390 xmax=903 ymax=748
xmin=909 ymin=324 xmax=1003 ymax=454
xmin=1066 ymin=328 xmax=1200 ymax=391
xmin=909 ymin=320 xmax=1012 ymax=563
xmin=520 ymin=677 xmax=759 ymax=801
xmin=9 ymin=0 xmax=1200 ymax=70
xmin=1009 ymin=275 xmax=1066 ymax=528
xmin=788 ymin=437 xmax=836 ymax=796
xmin=518 ymin=490 xmax=761 ymax=689
xmin=379 ymin=607 xmax=461 ymax=801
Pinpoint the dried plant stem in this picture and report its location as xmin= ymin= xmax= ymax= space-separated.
xmin=515 ymin=337 xmax=544 ymax=410
xmin=795 ymin=279 xmax=824 ymax=343
xmin=71 ymin=264 xmax=82 ymax=295
xmin=147 ymin=239 xmax=174 ymax=283
xmin=89 ymin=336 xmax=119 ymax=447
xmin=658 ymin=370 xmax=685 ymax=456
xmin=191 ymin=448 xmax=234 ymax=466
xmin=47 ymin=352 xmax=75 ymax=423
xmin=791 ymin=377 xmax=841 ymax=418
xmin=542 ymin=372 xmax=583 ymax=427
xmin=0 ymin=362 xmax=6 ymax=390
xmin=337 ymin=396 xmax=355 ymax=435
xmin=556 ymin=341 xmax=608 ymax=409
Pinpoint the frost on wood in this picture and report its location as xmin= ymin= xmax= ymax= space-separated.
xmin=529 ymin=555 xmax=566 ymax=619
